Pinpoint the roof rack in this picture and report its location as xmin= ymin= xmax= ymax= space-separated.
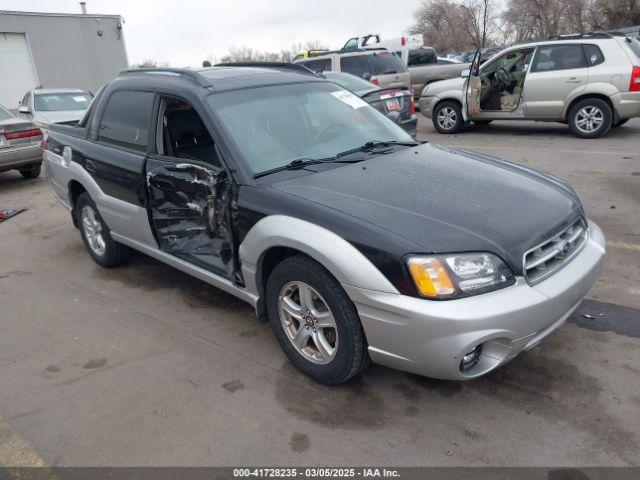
xmin=119 ymin=68 xmax=211 ymax=87
xmin=545 ymin=32 xmax=614 ymax=40
xmin=214 ymin=62 xmax=318 ymax=75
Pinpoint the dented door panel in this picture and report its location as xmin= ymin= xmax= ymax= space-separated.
xmin=145 ymin=156 xmax=235 ymax=279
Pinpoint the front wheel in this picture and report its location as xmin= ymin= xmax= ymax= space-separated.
xmin=266 ymin=255 xmax=369 ymax=385
xmin=76 ymin=193 xmax=129 ymax=267
xmin=432 ymin=101 xmax=465 ymax=134
xmin=568 ymin=98 xmax=612 ymax=139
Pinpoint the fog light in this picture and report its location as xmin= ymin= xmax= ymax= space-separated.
xmin=460 ymin=344 xmax=482 ymax=372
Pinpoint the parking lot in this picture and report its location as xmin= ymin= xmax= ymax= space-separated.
xmin=1 ymin=117 xmax=639 ymax=467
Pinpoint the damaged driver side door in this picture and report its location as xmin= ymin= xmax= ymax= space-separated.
xmin=145 ymin=96 xmax=235 ymax=279
xmin=146 ymin=157 xmax=235 ymax=278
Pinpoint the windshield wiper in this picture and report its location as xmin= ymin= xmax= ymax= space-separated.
xmin=253 ymin=157 xmax=327 ymax=178
xmin=335 ymin=140 xmax=419 ymax=160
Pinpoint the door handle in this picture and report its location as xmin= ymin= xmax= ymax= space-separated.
xmin=149 ymin=177 xmax=177 ymax=192
xmin=566 ymin=77 xmax=583 ymax=83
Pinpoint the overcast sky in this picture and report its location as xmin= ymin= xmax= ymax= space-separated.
xmin=4 ymin=0 xmax=424 ymax=66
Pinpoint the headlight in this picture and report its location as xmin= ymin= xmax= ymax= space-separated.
xmin=407 ymin=252 xmax=515 ymax=299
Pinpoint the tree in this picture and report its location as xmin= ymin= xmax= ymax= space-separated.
xmin=218 ymin=41 xmax=329 ymax=64
xmin=410 ymin=0 xmax=498 ymax=53
xmin=134 ymin=59 xmax=170 ymax=68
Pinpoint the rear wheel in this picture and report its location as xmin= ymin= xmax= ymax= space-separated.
xmin=19 ymin=164 xmax=41 ymax=179
xmin=266 ymin=255 xmax=369 ymax=384
xmin=568 ymin=98 xmax=612 ymax=139
xmin=432 ymin=100 xmax=464 ymax=134
xmin=76 ymin=193 xmax=129 ymax=267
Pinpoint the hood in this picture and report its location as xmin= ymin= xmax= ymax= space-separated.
xmin=272 ymin=143 xmax=582 ymax=274
xmin=32 ymin=110 xmax=85 ymax=125
xmin=422 ymin=77 xmax=464 ymax=96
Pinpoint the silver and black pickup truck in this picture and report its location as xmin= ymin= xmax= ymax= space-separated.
xmin=44 ymin=63 xmax=605 ymax=385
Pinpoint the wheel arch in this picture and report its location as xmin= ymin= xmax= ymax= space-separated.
xmin=68 ymin=179 xmax=88 ymax=228
xmin=562 ymin=92 xmax=616 ymax=123
xmin=239 ymin=215 xmax=400 ymax=318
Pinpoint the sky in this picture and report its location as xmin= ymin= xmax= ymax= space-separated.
xmin=2 ymin=0 xmax=425 ymax=66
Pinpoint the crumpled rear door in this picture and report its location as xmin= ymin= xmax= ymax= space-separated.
xmin=145 ymin=155 xmax=235 ymax=278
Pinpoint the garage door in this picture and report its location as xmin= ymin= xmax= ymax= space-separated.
xmin=0 ymin=33 xmax=39 ymax=109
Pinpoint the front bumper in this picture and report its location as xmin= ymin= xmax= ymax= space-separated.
xmin=0 ymin=144 xmax=42 ymax=172
xmin=345 ymin=220 xmax=606 ymax=380
xmin=418 ymin=96 xmax=435 ymax=118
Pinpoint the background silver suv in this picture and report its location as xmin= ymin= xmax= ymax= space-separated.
xmin=293 ymin=49 xmax=411 ymax=91
xmin=419 ymin=33 xmax=640 ymax=138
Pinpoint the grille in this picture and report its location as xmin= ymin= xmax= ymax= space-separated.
xmin=523 ymin=218 xmax=588 ymax=284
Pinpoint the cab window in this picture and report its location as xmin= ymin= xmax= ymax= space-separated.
xmin=582 ymin=44 xmax=605 ymax=66
xmin=98 ymin=91 xmax=154 ymax=152
xmin=156 ymin=96 xmax=220 ymax=167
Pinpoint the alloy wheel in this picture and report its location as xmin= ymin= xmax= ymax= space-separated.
xmin=80 ymin=205 xmax=106 ymax=256
xmin=575 ymin=106 xmax=604 ymax=133
xmin=437 ymin=107 xmax=457 ymax=130
xmin=278 ymin=281 xmax=338 ymax=365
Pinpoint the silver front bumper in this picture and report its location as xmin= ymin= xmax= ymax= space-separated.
xmin=418 ymin=96 xmax=435 ymax=118
xmin=345 ymin=220 xmax=606 ymax=380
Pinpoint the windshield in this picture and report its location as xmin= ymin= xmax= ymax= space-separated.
xmin=34 ymin=92 xmax=93 ymax=111
xmin=0 ymin=105 xmax=14 ymax=120
xmin=369 ymin=52 xmax=407 ymax=74
xmin=211 ymin=82 xmax=413 ymax=175
xmin=324 ymin=72 xmax=377 ymax=92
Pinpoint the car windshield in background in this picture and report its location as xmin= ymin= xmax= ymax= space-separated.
xmin=369 ymin=52 xmax=406 ymax=74
xmin=34 ymin=92 xmax=93 ymax=111
xmin=211 ymin=82 xmax=413 ymax=176
xmin=323 ymin=72 xmax=377 ymax=93
xmin=0 ymin=105 xmax=14 ymax=121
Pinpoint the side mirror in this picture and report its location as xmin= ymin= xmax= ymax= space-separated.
xmin=461 ymin=69 xmax=470 ymax=78
xmin=18 ymin=106 xmax=30 ymax=114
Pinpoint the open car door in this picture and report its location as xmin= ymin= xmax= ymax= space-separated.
xmin=463 ymin=49 xmax=482 ymax=119
xmin=145 ymin=156 xmax=236 ymax=279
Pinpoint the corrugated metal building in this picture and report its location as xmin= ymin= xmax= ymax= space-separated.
xmin=0 ymin=9 xmax=128 ymax=108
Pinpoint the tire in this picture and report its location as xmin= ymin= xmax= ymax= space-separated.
xmin=19 ymin=164 xmax=41 ymax=179
xmin=432 ymin=100 xmax=465 ymax=134
xmin=472 ymin=120 xmax=492 ymax=126
xmin=75 ymin=192 xmax=129 ymax=267
xmin=613 ymin=119 xmax=629 ymax=128
xmin=266 ymin=255 xmax=369 ymax=385
xmin=567 ymin=98 xmax=613 ymax=139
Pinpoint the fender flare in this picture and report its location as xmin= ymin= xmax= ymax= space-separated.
xmin=238 ymin=215 xmax=400 ymax=299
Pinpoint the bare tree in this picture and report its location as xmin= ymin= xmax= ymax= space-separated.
xmin=410 ymin=0 xmax=499 ymax=53
xmin=218 ymin=41 xmax=329 ymax=64
xmin=134 ymin=59 xmax=171 ymax=68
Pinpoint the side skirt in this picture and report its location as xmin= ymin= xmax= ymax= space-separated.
xmin=110 ymin=232 xmax=258 ymax=308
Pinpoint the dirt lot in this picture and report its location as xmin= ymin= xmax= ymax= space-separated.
xmin=0 ymin=117 xmax=639 ymax=467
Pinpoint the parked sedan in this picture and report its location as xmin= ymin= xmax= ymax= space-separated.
xmin=19 ymin=88 xmax=93 ymax=126
xmin=0 ymin=104 xmax=43 ymax=178
xmin=323 ymin=71 xmax=417 ymax=136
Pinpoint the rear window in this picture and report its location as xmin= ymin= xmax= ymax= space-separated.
xmin=300 ymin=58 xmax=332 ymax=73
xmin=0 ymin=105 xmax=14 ymax=121
xmin=626 ymin=37 xmax=640 ymax=59
xmin=582 ymin=44 xmax=605 ymax=66
xmin=340 ymin=55 xmax=371 ymax=77
xmin=408 ymin=48 xmax=437 ymax=66
xmin=324 ymin=72 xmax=376 ymax=92
xmin=98 ymin=90 xmax=155 ymax=152
xmin=369 ymin=52 xmax=407 ymax=75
